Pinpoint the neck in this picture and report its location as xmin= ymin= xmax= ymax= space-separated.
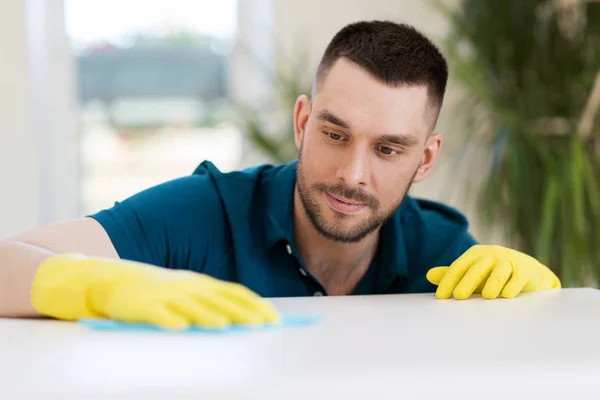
xmin=293 ymin=186 xmax=380 ymax=295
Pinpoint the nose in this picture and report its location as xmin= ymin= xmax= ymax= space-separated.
xmin=336 ymin=145 xmax=371 ymax=187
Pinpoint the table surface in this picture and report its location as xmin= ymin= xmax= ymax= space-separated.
xmin=1 ymin=288 xmax=600 ymax=399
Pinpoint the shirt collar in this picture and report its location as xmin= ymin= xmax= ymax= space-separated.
xmin=262 ymin=159 xmax=408 ymax=281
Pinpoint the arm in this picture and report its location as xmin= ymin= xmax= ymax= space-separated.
xmin=0 ymin=174 xmax=279 ymax=328
xmin=411 ymin=201 xmax=560 ymax=299
xmin=0 ymin=218 xmax=118 ymax=317
xmin=427 ymin=245 xmax=561 ymax=300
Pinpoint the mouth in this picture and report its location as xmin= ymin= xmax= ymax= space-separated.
xmin=325 ymin=193 xmax=367 ymax=214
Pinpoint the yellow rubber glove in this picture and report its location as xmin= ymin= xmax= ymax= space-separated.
xmin=426 ymin=245 xmax=561 ymax=300
xmin=31 ymin=254 xmax=280 ymax=329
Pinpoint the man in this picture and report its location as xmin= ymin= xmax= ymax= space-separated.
xmin=0 ymin=21 xmax=560 ymax=330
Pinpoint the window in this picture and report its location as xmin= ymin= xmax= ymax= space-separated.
xmin=64 ymin=0 xmax=242 ymax=214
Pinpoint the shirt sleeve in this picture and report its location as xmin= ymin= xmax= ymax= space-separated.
xmin=402 ymin=198 xmax=479 ymax=292
xmin=87 ymin=173 xmax=227 ymax=270
xmin=422 ymin=224 xmax=478 ymax=268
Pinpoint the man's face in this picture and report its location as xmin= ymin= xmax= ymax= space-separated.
xmin=294 ymin=58 xmax=442 ymax=243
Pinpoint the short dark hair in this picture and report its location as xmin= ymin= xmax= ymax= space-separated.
xmin=314 ymin=20 xmax=448 ymax=125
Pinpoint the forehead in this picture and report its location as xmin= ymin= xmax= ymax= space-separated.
xmin=313 ymin=58 xmax=430 ymax=138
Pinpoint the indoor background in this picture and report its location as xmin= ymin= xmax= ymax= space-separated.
xmin=1 ymin=0 xmax=599 ymax=287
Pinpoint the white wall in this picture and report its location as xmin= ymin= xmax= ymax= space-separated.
xmin=273 ymin=0 xmax=456 ymax=66
xmin=0 ymin=0 xmax=39 ymax=238
xmin=0 ymin=0 xmax=80 ymax=238
xmin=229 ymin=0 xmax=281 ymax=168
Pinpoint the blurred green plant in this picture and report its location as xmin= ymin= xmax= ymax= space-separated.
xmin=435 ymin=0 xmax=600 ymax=286
xmin=234 ymin=42 xmax=314 ymax=164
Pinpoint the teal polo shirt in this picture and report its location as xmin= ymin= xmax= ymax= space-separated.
xmin=88 ymin=160 xmax=477 ymax=297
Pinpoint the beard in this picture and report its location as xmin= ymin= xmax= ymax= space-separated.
xmin=296 ymin=150 xmax=417 ymax=243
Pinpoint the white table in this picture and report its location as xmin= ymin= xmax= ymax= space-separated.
xmin=1 ymin=288 xmax=600 ymax=399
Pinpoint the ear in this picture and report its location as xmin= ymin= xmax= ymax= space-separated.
xmin=293 ymin=95 xmax=312 ymax=150
xmin=413 ymin=132 xmax=443 ymax=183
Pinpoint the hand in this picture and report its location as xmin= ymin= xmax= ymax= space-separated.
xmin=31 ymin=254 xmax=280 ymax=329
xmin=426 ymin=245 xmax=561 ymax=300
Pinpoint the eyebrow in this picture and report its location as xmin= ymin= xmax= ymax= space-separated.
xmin=317 ymin=109 xmax=350 ymax=129
xmin=317 ymin=109 xmax=419 ymax=147
xmin=379 ymin=133 xmax=419 ymax=147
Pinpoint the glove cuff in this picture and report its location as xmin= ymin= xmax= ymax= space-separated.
xmin=31 ymin=254 xmax=107 ymax=320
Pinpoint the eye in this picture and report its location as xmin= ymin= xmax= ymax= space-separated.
xmin=324 ymin=131 xmax=344 ymax=141
xmin=377 ymin=146 xmax=399 ymax=156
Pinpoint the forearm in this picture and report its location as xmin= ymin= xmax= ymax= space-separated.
xmin=0 ymin=240 xmax=55 ymax=317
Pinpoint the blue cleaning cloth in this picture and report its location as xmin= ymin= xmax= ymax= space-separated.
xmin=79 ymin=314 xmax=322 ymax=334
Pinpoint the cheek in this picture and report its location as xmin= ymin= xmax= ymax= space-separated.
xmin=371 ymin=161 xmax=419 ymax=202
xmin=303 ymin=130 xmax=338 ymax=170
xmin=306 ymin=128 xmax=331 ymax=154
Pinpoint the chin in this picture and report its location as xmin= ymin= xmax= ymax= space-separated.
xmin=322 ymin=219 xmax=378 ymax=242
